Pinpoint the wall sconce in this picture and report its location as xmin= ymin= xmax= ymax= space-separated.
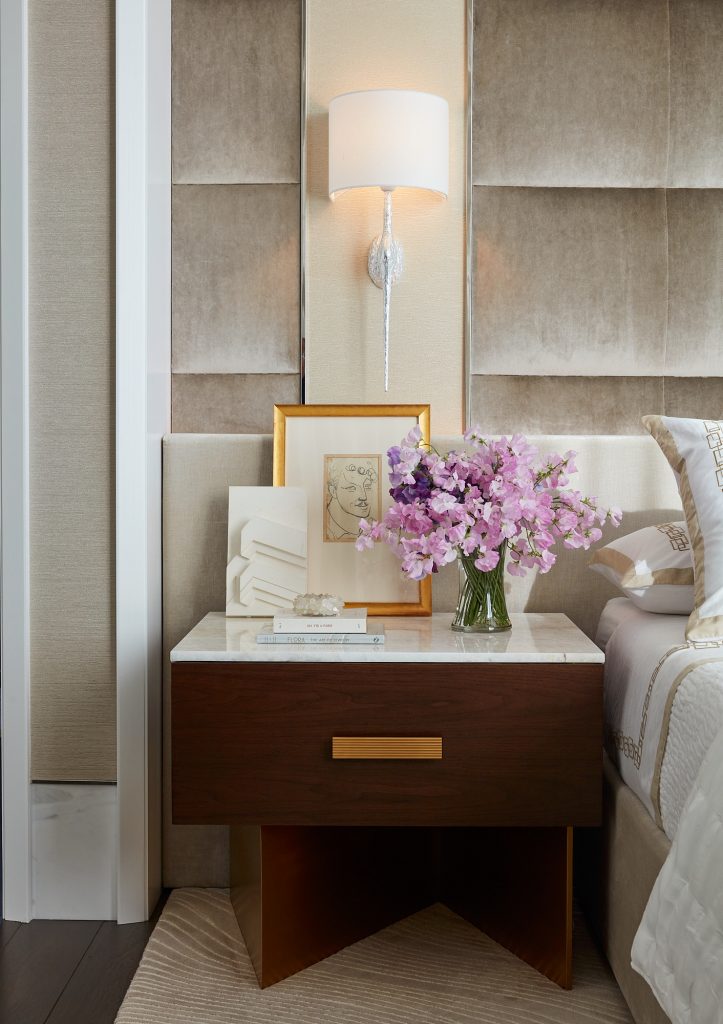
xmin=328 ymin=89 xmax=449 ymax=391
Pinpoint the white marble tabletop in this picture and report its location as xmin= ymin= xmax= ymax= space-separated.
xmin=171 ymin=612 xmax=604 ymax=664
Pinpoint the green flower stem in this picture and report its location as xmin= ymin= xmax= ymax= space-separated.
xmin=452 ymin=544 xmax=511 ymax=633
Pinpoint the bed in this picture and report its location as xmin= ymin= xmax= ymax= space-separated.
xmin=580 ymin=598 xmax=723 ymax=1024
xmin=599 ymin=597 xmax=723 ymax=843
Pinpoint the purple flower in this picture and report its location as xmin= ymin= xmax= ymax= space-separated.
xmin=355 ymin=427 xmax=622 ymax=582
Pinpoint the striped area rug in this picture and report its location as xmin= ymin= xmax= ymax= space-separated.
xmin=116 ymin=888 xmax=633 ymax=1024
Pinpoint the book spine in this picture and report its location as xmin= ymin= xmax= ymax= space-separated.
xmin=258 ymin=633 xmax=383 ymax=645
xmin=272 ymin=619 xmax=366 ymax=634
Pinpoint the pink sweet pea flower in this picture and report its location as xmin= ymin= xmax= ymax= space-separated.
xmin=355 ymin=429 xmax=622 ymax=583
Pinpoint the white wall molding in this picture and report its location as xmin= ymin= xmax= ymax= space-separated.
xmin=116 ymin=0 xmax=170 ymax=923
xmin=0 ymin=0 xmax=32 ymax=924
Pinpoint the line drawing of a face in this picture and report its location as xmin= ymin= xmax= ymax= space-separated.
xmin=324 ymin=456 xmax=380 ymax=542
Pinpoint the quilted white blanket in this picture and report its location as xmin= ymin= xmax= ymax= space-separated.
xmin=631 ymin=723 xmax=723 ymax=1024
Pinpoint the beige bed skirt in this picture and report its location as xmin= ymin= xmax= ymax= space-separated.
xmin=578 ymin=755 xmax=672 ymax=1024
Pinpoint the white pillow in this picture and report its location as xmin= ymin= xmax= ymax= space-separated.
xmin=589 ymin=521 xmax=694 ymax=614
xmin=643 ymin=415 xmax=723 ymax=640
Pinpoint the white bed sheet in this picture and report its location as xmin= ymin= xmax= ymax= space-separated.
xmin=596 ymin=598 xmax=723 ymax=839
xmin=632 ymin=722 xmax=723 ymax=1024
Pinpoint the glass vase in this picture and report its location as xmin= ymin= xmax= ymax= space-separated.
xmin=451 ymin=545 xmax=511 ymax=633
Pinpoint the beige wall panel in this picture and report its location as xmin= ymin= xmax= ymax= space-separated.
xmin=665 ymin=378 xmax=723 ymax=419
xmin=163 ymin=434 xmax=273 ymax=886
xmin=470 ymin=376 xmax=664 ymax=435
xmin=472 ymin=187 xmax=667 ymax=377
xmin=666 ymin=190 xmax=723 ymax=375
xmin=172 ymin=373 xmax=300 ymax=433
xmin=172 ymin=0 xmax=301 ymax=184
xmin=669 ymin=0 xmax=723 ymax=187
xmin=29 ymin=0 xmax=116 ymax=781
xmin=172 ymin=184 xmax=300 ymax=374
xmin=306 ymin=0 xmax=465 ymax=434
xmin=472 ymin=0 xmax=668 ymax=187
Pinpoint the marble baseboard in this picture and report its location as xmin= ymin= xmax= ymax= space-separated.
xmin=32 ymin=782 xmax=117 ymax=919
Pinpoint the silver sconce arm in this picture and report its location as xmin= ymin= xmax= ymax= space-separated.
xmin=367 ymin=189 xmax=403 ymax=391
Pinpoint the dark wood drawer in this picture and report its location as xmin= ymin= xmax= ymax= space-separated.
xmin=171 ymin=660 xmax=602 ymax=827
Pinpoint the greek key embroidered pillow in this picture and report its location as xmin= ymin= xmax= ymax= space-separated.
xmin=643 ymin=416 xmax=723 ymax=640
xmin=589 ymin=522 xmax=694 ymax=614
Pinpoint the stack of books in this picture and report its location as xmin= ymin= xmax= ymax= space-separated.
xmin=256 ymin=607 xmax=385 ymax=645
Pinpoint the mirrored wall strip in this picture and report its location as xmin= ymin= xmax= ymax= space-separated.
xmin=464 ymin=0 xmax=474 ymax=431
xmin=300 ymin=0 xmax=307 ymax=403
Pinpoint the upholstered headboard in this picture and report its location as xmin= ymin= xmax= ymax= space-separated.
xmin=162 ymin=432 xmax=681 ymax=887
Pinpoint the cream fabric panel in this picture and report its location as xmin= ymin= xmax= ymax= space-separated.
xmin=162 ymin=432 xmax=680 ymax=885
xmin=305 ymin=0 xmax=465 ymax=434
xmin=28 ymin=0 xmax=116 ymax=781
xmin=163 ymin=434 xmax=272 ymax=887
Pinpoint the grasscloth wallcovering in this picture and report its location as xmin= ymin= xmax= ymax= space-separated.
xmin=29 ymin=0 xmax=116 ymax=781
xmin=471 ymin=0 xmax=723 ymax=433
xmin=171 ymin=0 xmax=302 ymax=433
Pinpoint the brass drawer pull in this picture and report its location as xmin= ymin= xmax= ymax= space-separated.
xmin=332 ymin=736 xmax=443 ymax=760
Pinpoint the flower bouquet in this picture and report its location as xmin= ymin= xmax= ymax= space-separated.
xmin=356 ymin=426 xmax=622 ymax=632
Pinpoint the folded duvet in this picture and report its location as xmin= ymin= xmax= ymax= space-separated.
xmin=632 ymin=722 xmax=723 ymax=1024
xmin=598 ymin=598 xmax=723 ymax=839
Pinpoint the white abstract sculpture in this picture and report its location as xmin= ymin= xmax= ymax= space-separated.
xmin=226 ymin=487 xmax=308 ymax=616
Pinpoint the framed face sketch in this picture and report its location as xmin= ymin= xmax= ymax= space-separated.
xmin=323 ymin=455 xmax=381 ymax=543
xmin=274 ymin=405 xmax=432 ymax=615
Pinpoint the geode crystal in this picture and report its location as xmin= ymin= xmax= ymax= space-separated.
xmin=292 ymin=593 xmax=344 ymax=616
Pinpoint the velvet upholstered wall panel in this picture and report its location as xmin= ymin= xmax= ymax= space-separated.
xmin=28 ymin=0 xmax=116 ymax=781
xmin=470 ymin=0 xmax=723 ymax=434
xmin=473 ymin=0 xmax=670 ymax=189
xmin=171 ymin=0 xmax=302 ymax=434
xmin=171 ymin=0 xmax=722 ymax=437
xmin=171 ymin=184 xmax=300 ymax=376
xmin=162 ymin=432 xmax=680 ymax=886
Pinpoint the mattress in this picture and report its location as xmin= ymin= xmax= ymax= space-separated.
xmin=597 ymin=597 xmax=723 ymax=840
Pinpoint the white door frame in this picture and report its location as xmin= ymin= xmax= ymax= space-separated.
xmin=116 ymin=0 xmax=171 ymax=923
xmin=1 ymin=0 xmax=170 ymax=924
xmin=0 ymin=0 xmax=32 ymax=924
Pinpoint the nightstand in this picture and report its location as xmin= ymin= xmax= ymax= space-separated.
xmin=171 ymin=612 xmax=603 ymax=988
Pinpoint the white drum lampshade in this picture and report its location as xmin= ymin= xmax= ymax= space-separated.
xmin=327 ymin=89 xmax=449 ymax=391
xmin=328 ymin=89 xmax=449 ymax=198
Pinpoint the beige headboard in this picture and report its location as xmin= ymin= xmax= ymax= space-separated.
xmin=162 ymin=432 xmax=681 ymax=887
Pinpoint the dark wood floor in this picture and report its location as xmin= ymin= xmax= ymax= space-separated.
xmin=0 ymin=893 xmax=167 ymax=1024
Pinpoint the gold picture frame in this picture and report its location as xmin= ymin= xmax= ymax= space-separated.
xmin=274 ymin=404 xmax=432 ymax=616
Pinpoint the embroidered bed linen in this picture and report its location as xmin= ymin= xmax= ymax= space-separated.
xmin=589 ymin=521 xmax=694 ymax=614
xmin=632 ymin=722 xmax=723 ymax=1024
xmin=597 ymin=598 xmax=723 ymax=840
